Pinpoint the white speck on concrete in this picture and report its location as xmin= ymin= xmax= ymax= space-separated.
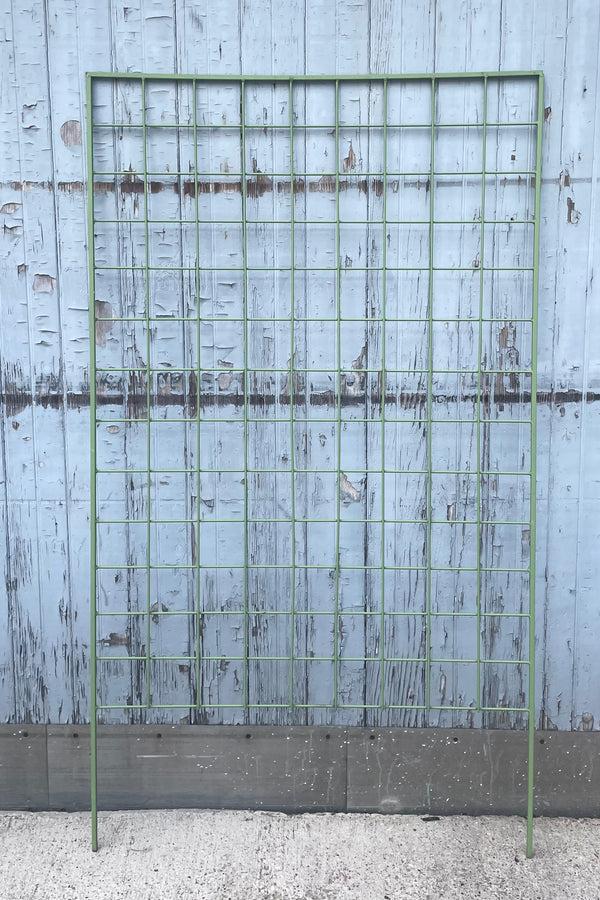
xmin=1 ymin=810 xmax=599 ymax=900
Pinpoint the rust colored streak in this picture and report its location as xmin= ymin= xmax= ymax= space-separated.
xmin=182 ymin=179 xmax=242 ymax=198
xmin=277 ymin=178 xmax=305 ymax=194
xmin=2 ymin=181 xmax=53 ymax=191
xmin=120 ymin=175 xmax=145 ymax=194
xmin=2 ymin=175 xmax=548 ymax=197
xmin=310 ymin=174 xmax=336 ymax=193
xmin=92 ymin=182 xmax=114 ymax=194
xmin=246 ymin=175 xmax=273 ymax=199
xmin=58 ymin=181 xmax=85 ymax=193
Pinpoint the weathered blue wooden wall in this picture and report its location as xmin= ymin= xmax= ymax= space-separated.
xmin=0 ymin=0 xmax=598 ymax=730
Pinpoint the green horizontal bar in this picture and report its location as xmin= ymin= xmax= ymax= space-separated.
xmin=95 ymin=563 xmax=530 ymax=572
xmin=94 ymin=217 xmax=535 ymax=227
xmin=96 ymin=469 xmax=530 ymax=478
xmin=89 ymin=71 xmax=543 ymax=80
xmin=97 ymin=655 xmax=529 ymax=667
xmin=96 ymin=518 xmax=531 ymax=527
xmin=95 ymin=703 xmax=529 ymax=712
xmin=93 ymin=121 xmax=537 ymax=131
xmin=96 ymin=316 xmax=535 ymax=324
xmin=94 ymin=265 xmax=535 ymax=272
xmin=92 ymin=172 xmax=536 ymax=180
xmin=95 ymin=366 xmax=533 ymax=375
xmin=95 ymin=418 xmax=534 ymax=426
xmin=428 ymin=705 xmax=529 ymax=712
xmin=99 ymin=655 xmax=428 ymax=663
xmin=94 ymin=703 xmax=414 ymax=711
xmin=97 ymin=609 xmax=530 ymax=618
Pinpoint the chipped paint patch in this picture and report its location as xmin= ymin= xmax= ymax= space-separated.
xmin=59 ymin=120 xmax=82 ymax=146
xmin=0 ymin=202 xmax=21 ymax=215
xmin=32 ymin=274 xmax=56 ymax=293
xmin=94 ymin=300 xmax=114 ymax=346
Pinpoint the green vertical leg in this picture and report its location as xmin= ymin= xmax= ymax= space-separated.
xmin=288 ymin=79 xmax=297 ymax=711
xmin=193 ymin=83 xmax=202 ymax=717
xmin=333 ymin=79 xmax=341 ymax=710
xmin=425 ymin=77 xmax=436 ymax=725
xmin=86 ymin=72 xmax=98 ymax=853
xmin=240 ymin=83 xmax=250 ymax=715
xmin=141 ymin=78 xmax=152 ymax=716
xmin=476 ymin=78 xmax=488 ymax=730
xmin=379 ymin=80 xmax=388 ymax=711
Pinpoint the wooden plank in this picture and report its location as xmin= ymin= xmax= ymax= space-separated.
xmin=241 ymin=0 xmax=305 ymax=77
xmin=43 ymin=0 xmax=117 ymax=724
xmin=4 ymin=0 xmax=66 ymax=723
xmin=176 ymin=0 xmax=241 ymax=74
xmin=365 ymin=1 xmax=435 ymax=729
xmin=369 ymin=0 xmax=435 ymax=75
xmin=528 ymin=3 xmax=600 ymax=730
xmin=0 ymin=0 xmax=20 ymax=726
xmin=331 ymin=1 xmax=373 ymax=727
xmin=174 ymin=6 xmax=244 ymax=721
xmin=36 ymin=1 xmax=90 ymax=723
xmin=570 ymin=14 xmax=600 ymax=721
xmin=239 ymin=3 xmax=306 ymax=724
xmin=525 ymin=2 xmax=574 ymax=731
xmin=431 ymin=4 xmax=538 ymax=729
xmin=559 ymin=10 xmax=600 ymax=733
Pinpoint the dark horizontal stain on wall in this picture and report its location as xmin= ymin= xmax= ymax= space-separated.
xmin=2 ymin=174 xmax=595 ymax=195
xmin=0 ymin=385 xmax=597 ymax=417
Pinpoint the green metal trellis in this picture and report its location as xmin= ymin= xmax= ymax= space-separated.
xmin=88 ymin=72 xmax=543 ymax=853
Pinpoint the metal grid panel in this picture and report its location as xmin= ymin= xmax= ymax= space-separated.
xmin=88 ymin=72 xmax=543 ymax=851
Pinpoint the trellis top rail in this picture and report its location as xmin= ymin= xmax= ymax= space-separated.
xmin=87 ymin=72 xmax=543 ymax=80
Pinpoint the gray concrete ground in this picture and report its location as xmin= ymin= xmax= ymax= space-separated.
xmin=1 ymin=810 xmax=599 ymax=900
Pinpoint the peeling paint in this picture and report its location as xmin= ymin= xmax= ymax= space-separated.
xmin=94 ymin=300 xmax=114 ymax=346
xmin=0 ymin=202 xmax=21 ymax=215
xmin=566 ymin=196 xmax=580 ymax=224
xmin=340 ymin=473 xmax=361 ymax=503
xmin=343 ymin=142 xmax=356 ymax=173
xmin=59 ymin=120 xmax=82 ymax=146
xmin=32 ymin=274 xmax=56 ymax=293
